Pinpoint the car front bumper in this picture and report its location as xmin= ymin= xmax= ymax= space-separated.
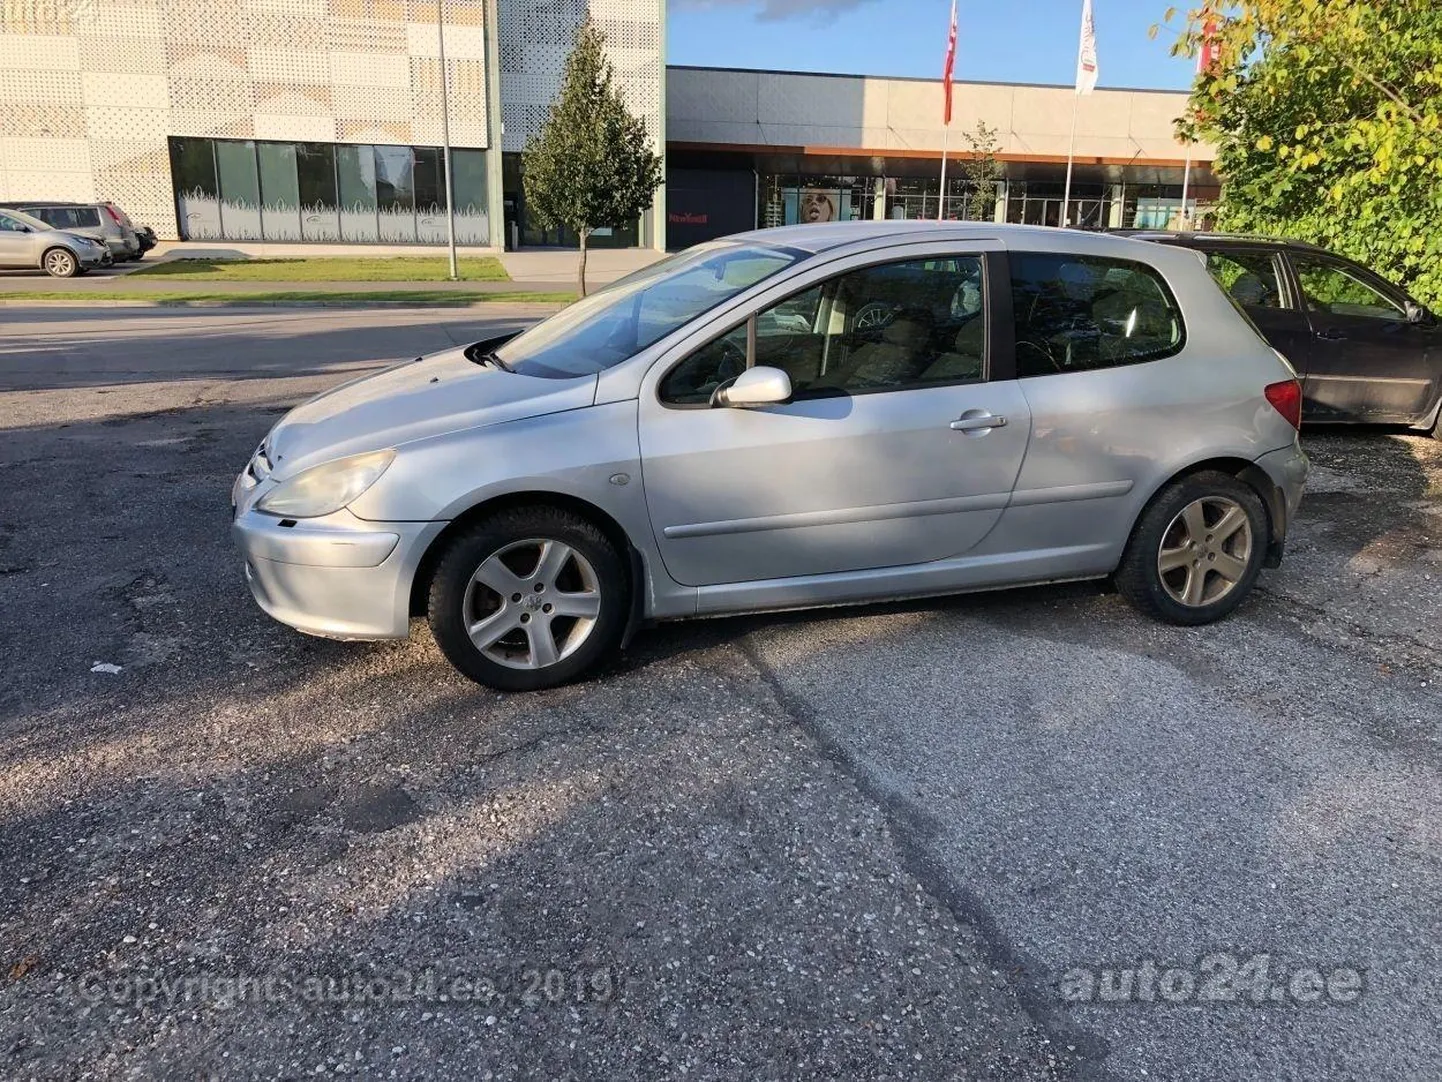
xmin=232 ymin=505 xmax=445 ymax=640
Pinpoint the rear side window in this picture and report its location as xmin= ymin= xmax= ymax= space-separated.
xmin=1010 ymin=253 xmax=1184 ymax=378
xmin=1204 ymin=249 xmax=1286 ymax=309
xmin=29 ymin=207 xmax=99 ymax=229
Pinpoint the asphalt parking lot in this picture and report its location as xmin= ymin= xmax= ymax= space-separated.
xmin=1 ymin=306 xmax=1439 ymax=1080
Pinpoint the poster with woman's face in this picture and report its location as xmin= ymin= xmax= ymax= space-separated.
xmin=783 ymin=187 xmax=850 ymax=224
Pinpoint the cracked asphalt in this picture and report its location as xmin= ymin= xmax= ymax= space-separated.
xmin=1 ymin=306 xmax=1439 ymax=1081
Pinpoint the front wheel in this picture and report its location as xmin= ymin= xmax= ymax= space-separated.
xmin=1114 ymin=471 xmax=1268 ymax=626
xmin=426 ymin=506 xmax=628 ymax=691
xmin=42 ymin=247 xmax=79 ymax=278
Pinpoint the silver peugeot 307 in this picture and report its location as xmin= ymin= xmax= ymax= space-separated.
xmin=232 ymin=223 xmax=1309 ymax=691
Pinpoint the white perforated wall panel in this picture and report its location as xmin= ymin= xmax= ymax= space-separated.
xmin=0 ymin=0 xmax=492 ymax=239
xmin=498 ymin=0 xmax=662 ymax=155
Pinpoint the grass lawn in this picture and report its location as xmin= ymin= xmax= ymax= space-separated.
xmin=131 ymin=256 xmax=511 ymax=283
xmin=0 ymin=288 xmax=572 ymax=306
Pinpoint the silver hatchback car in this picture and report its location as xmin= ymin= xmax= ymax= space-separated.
xmin=233 ymin=223 xmax=1309 ymax=691
xmin=0 ymin=207 xmax=111 ymax=277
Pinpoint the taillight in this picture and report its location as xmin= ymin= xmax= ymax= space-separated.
xmin=1265 ymin=379 xmax=1303 ymax=430
xmin=103 ymin=204 xmax=122 ymax=225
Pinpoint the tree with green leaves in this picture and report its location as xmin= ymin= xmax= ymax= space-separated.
xmin=1155 ymin=1 xmax=1442 ymax=307
xmin=521 ymin=19 xmax=663 ymax=297
xmin=960 ymin=121 xmax=1002 ymax=222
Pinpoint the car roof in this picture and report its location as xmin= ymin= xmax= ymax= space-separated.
xmin=0 ymin=200 xmax=110 ymax=209
xmin=732 ymin=220 xmax=1162 ymax=257
xmin=1110 ymin=229 xmax=1325 ymax=253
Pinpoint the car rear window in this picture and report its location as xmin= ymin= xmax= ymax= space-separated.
xmin=1010 ymin=253 xmax=1185 ymax=378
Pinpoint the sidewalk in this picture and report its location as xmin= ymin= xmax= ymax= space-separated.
xmin=0 ymin=244 xmax=667 ymax=298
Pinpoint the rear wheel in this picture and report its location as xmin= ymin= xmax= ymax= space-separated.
xmin=426 ymin=506 xmax=628 ymax=691
xmin=42 ymin=247 xmax=79 ymax=278
xmin=1115 ymin=471 xmax=1268 ymax=626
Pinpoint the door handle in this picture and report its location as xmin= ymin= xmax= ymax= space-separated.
xmin=1316 ymin=328 xmax=1346 ymax=341
xmin=950 ymin=413 xmax=1008 ymax=431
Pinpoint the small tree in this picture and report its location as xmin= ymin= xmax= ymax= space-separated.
xmin=960 ymin=121 xmax=1002 ymax=222
xmin=522 ymin=19 xmax=663 ymax=296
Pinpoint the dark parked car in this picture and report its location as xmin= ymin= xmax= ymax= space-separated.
xmin=1121 ymin=232 xmax=1441 ymax=435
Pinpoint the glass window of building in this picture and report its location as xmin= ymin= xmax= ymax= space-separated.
xmin=257 ymin=142 xmax=302 ymax=242
xmin=295 ymin=143 xmax=340 ymax=242
xmin=214 ymin=139 xmax=262 ymax=240
xmin=169 ymin=137 xmax=490 ymax=246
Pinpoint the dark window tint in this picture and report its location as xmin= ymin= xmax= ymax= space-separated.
xmin=1292 ymin=256 xmax=1405 ymax=321
xmin=1204 ymin=249 xmax=1285 ymax=309
xmin=661 ymin=255 xmax=987 ymax=405
xmin=32 ymin=207 xmax=101 ymax=229
xmin=169 ymin=138 xmax=218 ymax=198
xmin=295 ymin=143 xmax=340 ymax=242
xmin=1011 ymin=253 xmax=1183 ymax=378
xmin=412 ymin=146 xmax=446 ymax=243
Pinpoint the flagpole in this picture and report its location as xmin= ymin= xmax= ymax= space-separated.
xmin=938 ymin=122 xmax=950 ymax=222
xmin=1062 ymin=95 xmax=1079 ymax=227
xmin=1179 ymin=145 xmax=1192 ymax=230
xmin=938 ymin=0 xmax=957 ymax=222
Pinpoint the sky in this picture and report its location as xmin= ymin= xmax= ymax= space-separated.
xmin=667 ymin=0 xmax=1197 ymax=92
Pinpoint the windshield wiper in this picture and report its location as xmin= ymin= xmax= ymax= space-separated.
xmin=473 ymin=350 xmax=512 ymax=372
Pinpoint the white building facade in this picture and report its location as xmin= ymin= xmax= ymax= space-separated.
xmin=0 ymin=0 xmax=666 ymax=248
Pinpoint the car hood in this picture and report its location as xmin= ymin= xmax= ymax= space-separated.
xmin=265 ymin=345 xmax=597 ymax=477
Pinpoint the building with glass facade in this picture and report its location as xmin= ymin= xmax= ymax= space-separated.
xmin=0 ymin=0 xmax=665 ymax=249
xmin=0 ymin=5 xmax=1213 ymax=253
xmin=664 ymin=66 xmax=1218 ymax=250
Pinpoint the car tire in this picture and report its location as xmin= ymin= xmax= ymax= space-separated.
xmin=426 ymin=505 xmax=629 ymax=692
xmin=1115 ymin=471 xmax=1269 ymax=626
xmin=42 ymin=247 xmax=79 ymax=278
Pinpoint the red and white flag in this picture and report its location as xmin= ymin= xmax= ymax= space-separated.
xmin=942 ymin=0 xmax=958 ymax=125
xmin=1075 ymin=0 xmax=1099 ymax=95
xmin=1197 ymin=17 xmax=1220 ymax=75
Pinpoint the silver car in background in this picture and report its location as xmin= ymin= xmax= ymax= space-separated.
xmin=0 ymin=200 xmax=142 ymax=261
xmin=233 ymin=223 xmax=1309 ymax=691
xmin=0 ymin=207 xmax=111 ymax=277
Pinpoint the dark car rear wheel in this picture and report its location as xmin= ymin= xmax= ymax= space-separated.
xmin=426 ymin=506 xmax=628 ymax=692
xmin=1115 ymin=471 xmax=1269 ymax=626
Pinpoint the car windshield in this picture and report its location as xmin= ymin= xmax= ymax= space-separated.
xmin=2 ymin=208 xmax=50 ymax=231
xmin=492 ymin=241 xmax=806 ymax=379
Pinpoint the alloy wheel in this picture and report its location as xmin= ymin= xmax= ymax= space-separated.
xmin=462 ymin=538 xmax=602 ymax=670
xmin=1157 ymin=496 xmax=1253 ymax=608
xmin=44 ymin=250 xmax=76 ymax=277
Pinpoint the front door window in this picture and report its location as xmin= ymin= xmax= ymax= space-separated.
xmin=1293 ymin=257 xmax=1405 ymax=321
xmin=660 ymin=255 xmax=986 ymax=406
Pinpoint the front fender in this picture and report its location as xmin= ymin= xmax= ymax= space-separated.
xmin=348 ymin=399 xmax=652 ymax=540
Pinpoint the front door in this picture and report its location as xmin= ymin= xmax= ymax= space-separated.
xmin=1287 ymin=252 xmax=1440 ymax=423
xmin=0 ymin=212 xmax=35 ymax=269
xmin=638 ymin=250 xmax=1031 ymax=588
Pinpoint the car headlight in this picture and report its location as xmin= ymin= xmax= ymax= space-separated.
xmin=255 ymin=450 xmax=395 ymax=518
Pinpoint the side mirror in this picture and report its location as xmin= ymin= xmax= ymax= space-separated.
xmin=711 ymin=366 xmax=792 ymax=408
xmin=1404 ymin=300 xmax=1429 ymax=324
